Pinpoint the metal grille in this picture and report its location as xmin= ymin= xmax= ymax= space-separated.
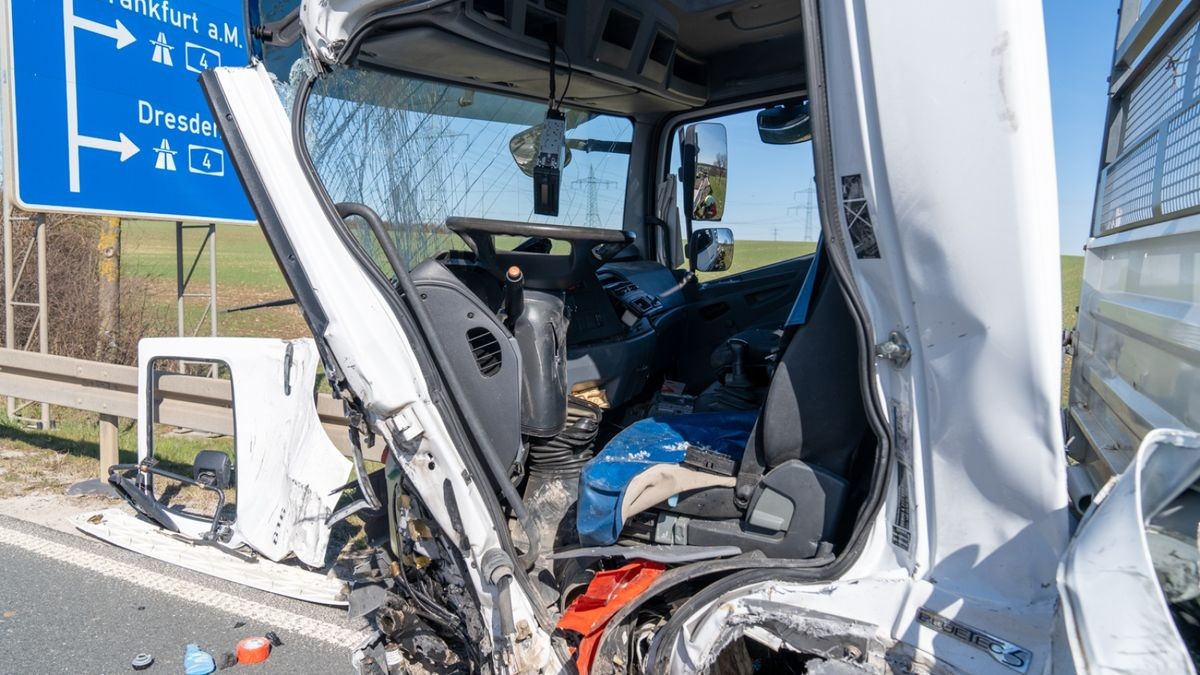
xmin=1098 ymin=136 xmax=1159 ymax=232
xmin=1161 ymin=100 xmax=1200 ymax=214
xmin=1123 ymin=22 xmax=1196 ymax=151
xmin=1096 ymin=16 xmax=1200 ymax=234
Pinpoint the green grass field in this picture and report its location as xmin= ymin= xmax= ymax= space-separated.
xmin=4 ymin=224 xmax=1084 ymax=486
xmin=121 ymin=224 xmax=1086 ymax=409
xmin=122 ymin=220 xmax=289 ymax=290
xmin=119 ymin=220 xmax=1084 ymax=350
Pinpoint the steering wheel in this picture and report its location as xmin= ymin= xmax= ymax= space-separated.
xmin=446 ymin=217 xmax=635 ymax=290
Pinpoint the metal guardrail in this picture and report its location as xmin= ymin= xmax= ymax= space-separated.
xmin=0 ymin=347 xmax=379 ymax=478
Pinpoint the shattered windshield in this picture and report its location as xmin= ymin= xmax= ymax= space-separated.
xmin=301 ymin=67 xmax=633 ymax=268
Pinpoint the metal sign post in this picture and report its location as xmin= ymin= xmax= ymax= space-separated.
xmin=3 ymin=0 xmax=253 ymax=222
xmin=175 ymin=221 xmax=218 ymax=377
xmin=2 ymin=199 xmax=50 ymax=429
xmin=176 ymin=221 xmax=218 ymax=339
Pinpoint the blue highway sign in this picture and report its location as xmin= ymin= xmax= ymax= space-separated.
xmin=4 ymin=0 xmax=255 ymax=222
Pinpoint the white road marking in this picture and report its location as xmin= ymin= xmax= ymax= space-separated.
xmin=0 ymin=524 xmax=366 ymax=648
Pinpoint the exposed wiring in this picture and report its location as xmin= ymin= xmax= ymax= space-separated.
xmin=557 ymin=45 xmax=573 ymax=109
xmin=547 ymin=41 xmax=573 ymax=110
xmin=548 ymin=40 xmax=558 ymax=109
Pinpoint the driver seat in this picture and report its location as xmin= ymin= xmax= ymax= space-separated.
xmin=576 ymin=248 xmax=868 ymax=558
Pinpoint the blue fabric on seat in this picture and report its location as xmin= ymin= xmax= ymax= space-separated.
xmin=577 ymin=410 xmax=758 ymax=546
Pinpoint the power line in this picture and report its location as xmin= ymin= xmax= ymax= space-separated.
xmin=787 ymin=186 xmax=818 ymax=242
xmin=572 ymin=165 xmax=616 ymax=228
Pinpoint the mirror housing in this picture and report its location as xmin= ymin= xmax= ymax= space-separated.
xmin=193 ymin=449 xmax=232 ymax=490
xmin=509 ymin=124 xmax=574 ymax=178
xmin=757 ymin=103 xmax=812 ymax=145
xmin=680 ymin=122 xmax=729 ymax=222
xmin=690 ymin=227 xmax=734 ymax=272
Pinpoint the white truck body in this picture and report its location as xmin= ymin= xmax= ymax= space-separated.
xmin=97 ymin=0 xmax=1200 ymax=672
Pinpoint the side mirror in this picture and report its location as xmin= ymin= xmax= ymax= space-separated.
xmin=680 ymin=122 xmax=728 ymax=222
xmin=757 ymin=102 xmax=811 ymax=145
xmin=690 ymin=227 xmax=734 ymax=272
xmin=192 ymin=450 xmax=232 ymax=490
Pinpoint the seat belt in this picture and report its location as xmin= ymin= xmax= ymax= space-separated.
xmin=784 ymin=235 xmax=824 ymax=327
xmin=734 ymin=418 xmax=769 ymax=508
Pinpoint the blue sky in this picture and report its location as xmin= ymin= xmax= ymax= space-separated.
xmin=0 ymin=1 xmax=1123 ymax=257
xmin=671 ymin=1 xmax=1122 ymax=253
xmin=1045 ymin=0 xmax=1120 ymax=254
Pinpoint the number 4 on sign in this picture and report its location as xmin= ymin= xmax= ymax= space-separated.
xmin=187 ymin=145 xmax=225 ymax=177
xmin=185 ymin=43 xmax=222 ymax=74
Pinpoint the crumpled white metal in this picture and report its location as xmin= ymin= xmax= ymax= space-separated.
xmin=1057 ymin=428 xmax=1200 ymax=674
xmin=135 ymin=337 xmax=350 ymax=567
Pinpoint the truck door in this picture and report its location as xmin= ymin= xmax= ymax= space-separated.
xmin=201 ymin=62 xmax=559 ymax=670
xmin=667 ymin=106 xmax=820 ymax=388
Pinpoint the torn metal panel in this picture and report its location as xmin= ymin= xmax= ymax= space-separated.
xmin=72 ymin=509 xmax=348 ymax=606
xmin=668 ymin=598 xmax=889 ymax=675
xmin=135 ymin=337 xmax=351 ymax=567
xmin=1056 ymin=429 xmax=1200 ymax=674
xmin=205 ymin=63 xmax=559 ymax=670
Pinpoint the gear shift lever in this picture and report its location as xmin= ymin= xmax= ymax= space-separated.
xmin=725 ymin=337 xmax=752 ymax=389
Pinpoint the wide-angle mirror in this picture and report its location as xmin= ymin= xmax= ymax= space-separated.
xmin=690 ymin=227 xmax=734 ymax=272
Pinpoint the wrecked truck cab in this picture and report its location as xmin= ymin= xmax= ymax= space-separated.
xmin=83 ymin=0 xmax=1187 ymax=672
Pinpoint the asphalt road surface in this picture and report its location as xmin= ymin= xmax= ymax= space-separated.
xmin=0 ymin=515 xmax=367 ymax=674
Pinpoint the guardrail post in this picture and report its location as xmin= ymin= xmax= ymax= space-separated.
xmin=98 ymin=413 xmax=118 ymax=479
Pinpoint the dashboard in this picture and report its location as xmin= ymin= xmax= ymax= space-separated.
xmin=566 ymin=261 xmax=691 ymax=407
xmin=440 ymin=217 xmax=693 ymax=409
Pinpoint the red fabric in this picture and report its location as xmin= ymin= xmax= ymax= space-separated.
xmin=556 ymin=561 xmax=665 ymax=674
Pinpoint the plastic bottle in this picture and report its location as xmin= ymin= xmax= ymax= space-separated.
xmin=183 ymin=643 xmax=216 ymax=675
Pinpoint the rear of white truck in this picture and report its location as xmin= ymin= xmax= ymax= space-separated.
xmin=1064 ymin=0 xmax=1200 ymax=670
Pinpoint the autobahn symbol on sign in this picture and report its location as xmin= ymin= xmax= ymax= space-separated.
xmin=3 ymin=0 xmax=255 ymax=222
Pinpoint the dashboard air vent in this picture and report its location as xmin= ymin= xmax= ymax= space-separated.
xmin=466 ymin=327 xmax=503 ymax=377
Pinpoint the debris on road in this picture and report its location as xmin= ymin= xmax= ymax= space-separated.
xmin=236 ymin=636 xmax=271 ymax=665
xmin=183 ymin=644 xmax=215 ymax=675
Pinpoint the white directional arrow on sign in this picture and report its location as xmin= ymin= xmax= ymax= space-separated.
xmin=76 ymin=133 xmax=140 ymax=162
xmin=63 ymin=0 xmax=140 ymax=192
xmin=70 ymin=16 xmax=136 ymax=49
